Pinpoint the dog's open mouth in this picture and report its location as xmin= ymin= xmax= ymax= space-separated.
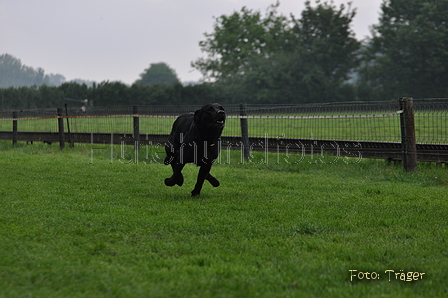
xmin=215 ymin=109 xmax=226 ymax=125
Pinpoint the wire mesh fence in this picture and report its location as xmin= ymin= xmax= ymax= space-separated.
xmin=0 ymin=98 xmax=447 ymax=145
xmin=230 ymin=101 xmax=403 ymax=142
xmin=412 ymin=98 xmax=448 ymax=144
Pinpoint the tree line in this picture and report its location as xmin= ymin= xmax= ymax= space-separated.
xmin=1 ymin=0 xmax=447 ymax=109
xmin=0 ymin=81 xmax=230 ymax=109
xmin=0 ymin=54 xmax=66 ymax=88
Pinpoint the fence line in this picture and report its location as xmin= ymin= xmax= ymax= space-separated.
xmin=0 ymin=114 xmax=178 ymax=121
xmin=1 ymin=98 xmax=447 ymax=170
xmin=229 ymin=111 xmax=404 ymax=119
xmin=0 ymin=110 xmax=404 ymax=122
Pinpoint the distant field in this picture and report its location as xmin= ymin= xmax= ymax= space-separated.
xmin=0 ymin=141 xmax=447 ymax=297
xmin=0 ymin=111 xmax=447 ymax=143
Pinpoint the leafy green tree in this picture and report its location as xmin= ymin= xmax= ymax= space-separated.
xmin=59 ymin=82 xmax=88 ymax=97
xmin=181 ymin=83 xmax=227 ymax=105
xmin=135 ymin=62 xmax=180 ymax=86
xmin=90 ymin=81 xmax=131 ymax=106
xmin=193 ymin=1 xmax=360 ymax=103
xmin=294 ymin=1 xmax=360 ymax=84
xmin=357 ymin=0 xmax=448 ymax=100
xmin=35 ymin=85 xmax=65 ymax=108
xmin=289 ymin=0 xmax=360 ymax=102
xmin=192 ymin=2 xmax=294 ymax=81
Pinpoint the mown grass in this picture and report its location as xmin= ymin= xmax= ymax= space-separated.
xmin=0 ymin=141 xmax=447 ymax=297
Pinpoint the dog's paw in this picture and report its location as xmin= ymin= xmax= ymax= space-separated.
xmin=164 ymin=178 xmax=176 ymax=186
xmin=176 ymin=175 xmax=184 ymax=186
xmin=191 ymin=190 xmax=200 ymax=197
xmin=165 ymin=174 xmax=183 ymax=187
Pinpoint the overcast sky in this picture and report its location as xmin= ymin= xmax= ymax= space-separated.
xmin=1 ymin=0 xmax=383 ymax=84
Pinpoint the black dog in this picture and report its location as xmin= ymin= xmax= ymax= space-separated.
xmin=164 ymin=103 xmax=226 ymax=196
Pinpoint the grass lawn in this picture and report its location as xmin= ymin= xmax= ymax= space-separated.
xmin=0 ymin=141 xmax=447 ymax=297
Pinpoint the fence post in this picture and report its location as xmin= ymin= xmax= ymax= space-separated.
xmin=57 ymin=108 xmax=65 ymax=149
xmin=240 ymin=103 xmax=250 ymax=160
xmin=133 ymin=105 xmax=140 ymax=151
xmin=12 ymin=111 xmax=18 ymax=146
xmin=64 ymin=103 xmax=73 ymax=147
xmin=399 ymin=97 xmax=418 ymax=172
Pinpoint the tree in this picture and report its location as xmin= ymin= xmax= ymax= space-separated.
xmin=294 ymin=1 xmax=359 ymax=83
xmin=135 ymin=62 xmax=180 ymax=86
xmin=192 ymin=2 xmax=294 ymax=81
xmin=0 ymin=54 xmax=36 ymax=88
xmin=193 ymin=1 xmax=360 ymax=103
xmin=0 ymin=53 xmax=65 ymax=88
xmin=90 ymin=81 xmax=131 ymax=105
xmin=357 ymin=0 xmax=448 ymax=100
xmin=288 ymin=0 xmax=360 ymax=102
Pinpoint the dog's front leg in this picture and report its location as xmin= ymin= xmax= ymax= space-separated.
xmin=164 ymin=162 xmax=185 ymax=187
xmin=191 ymin=164 xmax=212 ymax=196
xmin=205 ymin=173 xmax=220 ymax=187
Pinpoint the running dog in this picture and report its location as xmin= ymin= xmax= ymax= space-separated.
xmin=164 ymin=103 xmax=225 ymax=196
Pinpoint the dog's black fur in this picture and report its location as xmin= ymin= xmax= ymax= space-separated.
xmin=164 ymin=103 xmax=225 ymax=196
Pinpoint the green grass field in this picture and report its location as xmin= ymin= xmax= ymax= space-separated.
xmin=0 ymin=141 xmax=447 ymax=297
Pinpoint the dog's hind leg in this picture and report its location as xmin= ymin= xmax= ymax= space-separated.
xmin=191 ymin=164 xmax=212 ymax=197
xmin=205 ymin=173 xmax=220 ymax=187
xmin=164 ymin=163 xmax=185 ymax=187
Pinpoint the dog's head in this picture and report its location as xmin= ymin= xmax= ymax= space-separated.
xmin=194 ymin=103 xmax=226 ymax=130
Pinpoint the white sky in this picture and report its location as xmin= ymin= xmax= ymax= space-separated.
xmin=1 ymin=0 xmax=383 ymax=84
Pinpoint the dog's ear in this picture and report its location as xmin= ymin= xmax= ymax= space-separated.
xmin=194 ymin=109 xmax=202 ymax=124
